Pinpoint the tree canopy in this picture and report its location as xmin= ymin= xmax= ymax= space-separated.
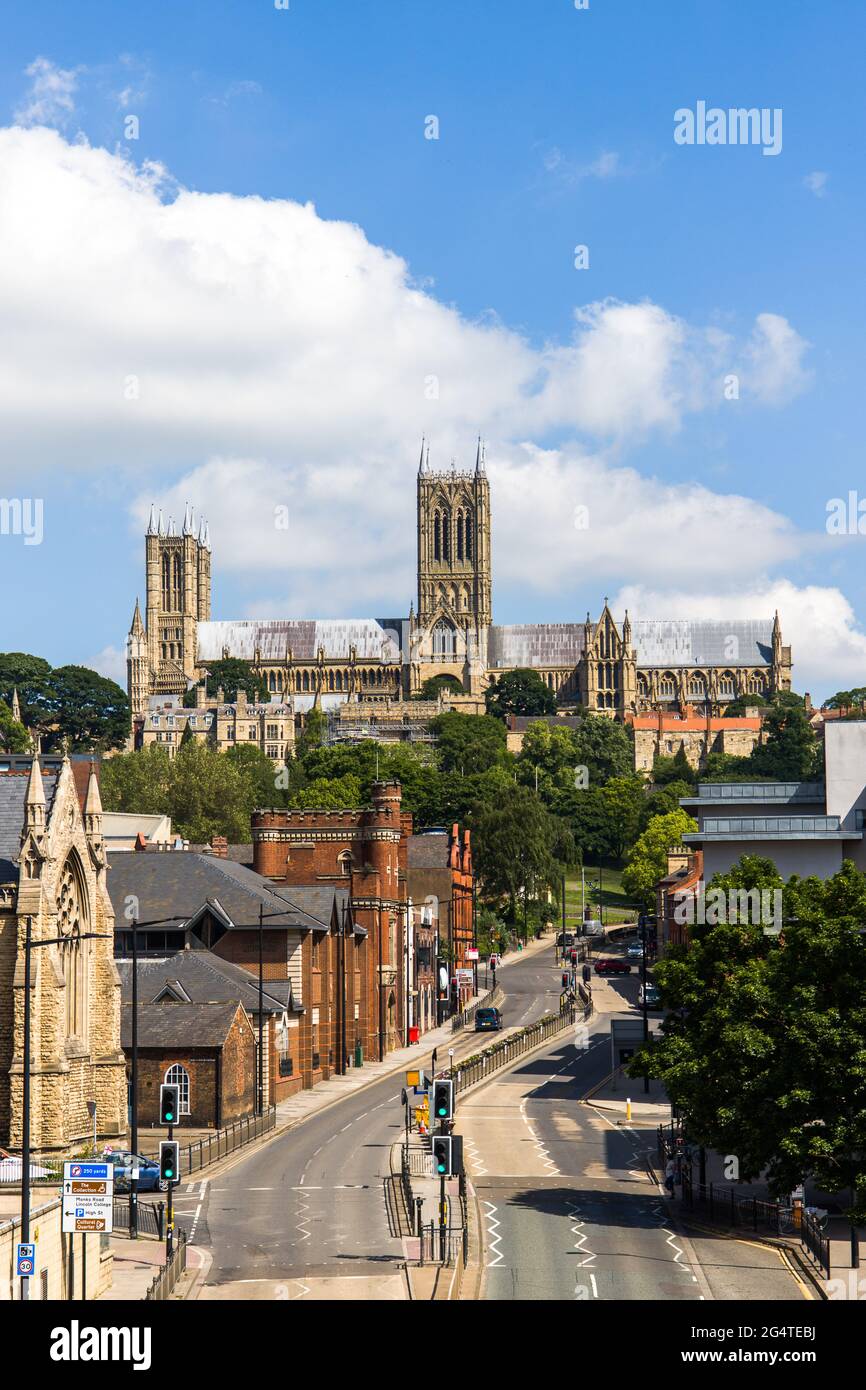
xmin=632 ymin=856 xmax=866 ymax=1217
xmin=182 ymin=658 xmax=269 ymax=706
xmin=0 ymin=652 xmax=128 ymax=751
xmin=620 ymin=808 xmax=698 ymax=907
xmin=485 ymin=668 xmax=556 ymax=719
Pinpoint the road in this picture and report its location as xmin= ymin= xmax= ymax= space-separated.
xmin=460 ymin=958 xmax=812 ymax=1302
xmin=169 ymin=937 xmax=561 ymax=1299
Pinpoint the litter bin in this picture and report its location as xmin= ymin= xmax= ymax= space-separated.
xmin=354 ymin=1041 xmax=363 ymax=1068
xmin=409 ymin=1025 xmax=420 ymax=1045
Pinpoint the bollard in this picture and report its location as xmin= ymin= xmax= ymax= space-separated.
xmin=626 ymin=1098 xmax=632 ymax=1123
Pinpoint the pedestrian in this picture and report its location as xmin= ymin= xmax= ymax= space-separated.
xmin=664 ymin=1157 xmax=676 ymax=1197
xmin=431 ymin=1047 xmax=438 ymax=1076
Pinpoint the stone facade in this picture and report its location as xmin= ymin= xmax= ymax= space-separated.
xmin=630 ymin=709 xmax=766 ymax=774
xmin=0 ymin=758 xmax=127 ymax=1155
xmin=127 ymin=446 xmax=793 ymax=724
xmin=135 ymin=685 xmax=295 ymax=763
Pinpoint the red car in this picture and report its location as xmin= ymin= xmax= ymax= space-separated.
xmin=594 ymin=957 xmax=631 ymax=976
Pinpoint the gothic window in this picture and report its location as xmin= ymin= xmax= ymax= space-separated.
xmin=748 ymin=673 xmax=765 ymax=695
xmin=328 ymin=670 xmax=334 ymax=691
xmin=456 ymin=513 xmax=464 ymax=561
xmin=433 ymin=513 xmax=441 ymax=561
xmin=295 ymin=672 xmax=301 ymax=692
xmin=433 ymin=621 xmax=456 ymax=657
xmin=441 ymin=511 xmax=451 ymax=561
xmin=164 ymin=1063 xmax=190 ymax=1116
xmin=659 ymin=673 xmax=676 ymax=698
xmin=336 ymin=670 xmax=343 ymax=691
xmin=338 ymin=851 xmax=354 ymax=876
xmin=719 ymin=671 xmax=736 ymax=698
xmin=268 ymin=671 xmax=276 ymax=692
xmin=465 ymin=514 xmax=473 ymax=561
xmin=57 ymin=853 xmax=89 ymax=1040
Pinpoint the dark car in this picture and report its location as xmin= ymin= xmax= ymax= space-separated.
xmin=103 ymin=1149 xmax=169 ymax=1193
xmin=474 ymin=1006 xmax=503 ymax=1032
xmin=594 ymin=958 xmax=631 ymax=976
xmin=556 ymin=932 xmax=575 ymax=948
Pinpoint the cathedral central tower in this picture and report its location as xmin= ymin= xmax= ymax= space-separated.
xmin=416 ymin=439 xmax=491 ymax=634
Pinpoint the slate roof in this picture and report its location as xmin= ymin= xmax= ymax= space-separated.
xmin=197 ymin=618 xmax=403 ymax=663
xmin=631 ymin=619 xmax=773 ymax=669
xmin=106 ymin=852 xmax=339 ymax=932
xmin=121 ymin=1001 xmax=244 ymax=1049
xmin=0 ymin=771 xmax=59 ymax=882
xmin=408 ymin=832 xmax=449 ymax=868
xmin=117 ymin=948 xmax=294 ymax=1014
xmin=488 ymin=625 xmax=586 ymax=669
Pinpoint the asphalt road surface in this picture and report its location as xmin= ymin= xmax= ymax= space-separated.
xmin=168 ymin=938 xmax=562 ymax=1299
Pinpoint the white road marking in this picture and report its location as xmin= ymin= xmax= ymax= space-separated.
xmin=483 ymin=1200 xmax=505 ymax=1268
xmin=189 ymin=1202 xmax=203 ymax=1241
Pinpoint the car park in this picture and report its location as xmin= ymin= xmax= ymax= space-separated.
xmin=594 ymin=958 xmax=631 ymax=976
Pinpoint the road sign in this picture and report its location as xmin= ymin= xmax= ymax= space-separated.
xmin=16 ymin=1242 xmax=35 ymax=1278
xmin=465 ymin=948 xmax=479 ymax=961
xmin=62 ymin=1161 xmax=113 ymax=1234
xmin=610 ymin=1019 xmax=646 ymax=1073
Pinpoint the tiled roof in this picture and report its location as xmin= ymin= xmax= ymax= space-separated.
xmin=408 ymin=832 xmax=449 ymax=868
xmin=197 ymin=619 xmax=403 ymax=662
xmin=631 ymin=619 xmax=773 ymax=669
xmin=117 ymin=948 xmax=293 ymax=1014
xmin=106 ymin=852 xmax=339 ymax=932
xmin=488 ymin=625 xmax=585 ymax=668
xmin=631 ymin=715 xmax=763 ymax=731
xmin=0 ymin=771 xmax=59 ymax=880
xmin=121 ymin=1001 xmax=243 ymax=1049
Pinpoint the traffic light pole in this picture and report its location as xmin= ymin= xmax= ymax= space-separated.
xmin=641 ymin=917 xmax=649 ymax=1094
xmin=166 ymin=1117 xmax=174 ymax=1261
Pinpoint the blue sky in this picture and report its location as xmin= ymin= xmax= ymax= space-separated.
xmin=0 ymin=0 xmax=864 ymax=698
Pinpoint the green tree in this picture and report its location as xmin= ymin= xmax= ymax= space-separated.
xmin=0 ymin=699 xmax=30 ymax=752
xmin=651 ymin=746 xmax=697 ymax=787
xmin=571 ymin=713 xmax=633 ymax=784
xmin=515 ymin=720 xmax=582 ymax=796
xmin=749 ymin=701 xmax=819 ymax=781
xmin=485 ymin=668 xmax=556 ymax=719
xmin=634 ymin=858 xmax=866 ymax=1217
xmin=824 ymin=687 xmax=866 ymax=711
xmin=291 ymin=774 xmax=363 ymax=809
xmin=0 ymin=652 xmax=52 ymax=725
xmin=296 ymin=707 xmax=328 ymax=759
xmin=167 ymin=741 xmax=259 ymax=842
xmin=182 ymin=658 xmax=269 ymax=706
xmin=638 ymin=779 xmax=693 ymax=833
xmin=100 ymin=745 xmax=174 ymax=817
xmin=41 ymin=666 xmax=130 ymax=751
xmin=470 ymin=784 xmax=574 ymax=921
xmin=722 ymin=693 xmax=769 ymax=716
xmin=415 ymin=674 xmax=463 ymax=701
xmin=620 ymin=808 xmax=698 ymax=907
xmin=432 ymin=711 xmax=508 ymax=775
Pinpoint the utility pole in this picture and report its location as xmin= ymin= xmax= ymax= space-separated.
xmin=640 ymin=914 xmax=649 ymax=1094
xmin=258 ymin=903 xmax=264 ymax=1115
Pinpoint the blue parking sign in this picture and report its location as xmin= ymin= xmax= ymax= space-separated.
xmin=16 ymin=1242 xmax=35 ymax=1278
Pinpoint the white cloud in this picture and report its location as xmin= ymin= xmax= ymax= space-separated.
xmin=612 ymin=579 xmax=866 ymax=703
xmin=803 ymin=171 xmax=829 ymax=198
xmin=14 ymin=57 xmax=79 ymax=129
xmin=0 ymin=126 xmax=850 ymax=686
xmin=85 ymin=644 xmax=127 ymax=687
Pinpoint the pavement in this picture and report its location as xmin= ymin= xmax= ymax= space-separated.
xmin=161 ymin=931 xmax=563 ymax=1301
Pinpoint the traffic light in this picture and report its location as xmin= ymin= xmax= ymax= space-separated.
xmin=432 ymin=1135 xmax=452 ymax=1176
xmin=159 ymin=1140 xmax=179 ymax=1185
xmin=561 ymin=971 xmax=569 ymax=989
xmin=431 ymin=1079 xmax=454 ymax=1122
xmin=570 ymin=949 xmax=577 ymax=965
xmin=159 ymin=1083 xmax=180 ymax=1127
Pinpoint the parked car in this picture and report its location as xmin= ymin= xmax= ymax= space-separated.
xmin=594 ymin=958 xmax=631 ymax=976
xmin=627 ymin=942 xmax=646 ymax=960
xmin=556 ymin=932 xmax=575 ymax=948
xmin=103 ymin=1149 xmax=169 ymax=1193
xmin=474 ymin=1006 xmax=503 ymax=1033
xmin=639 ymin=982 xmax=661 ymax=1008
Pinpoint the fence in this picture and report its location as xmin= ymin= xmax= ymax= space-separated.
xmin=658 ymin=1127 xmax=831 ymax=1279
xmin=113 ymin=1197 xmax=165 ymax=1240
xmin=145 ymin=1230 xmax=188 ymax=1301
xmin=418 ymin=1220 xmax=468 ymax=1267
xmin=453 ymin=1001 xmax=585 ymax=1094
xmin=179 ymin=1107 xmax=277 ymax=1176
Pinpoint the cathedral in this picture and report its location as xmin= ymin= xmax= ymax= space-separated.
xmin=127 ymin=442 xmax=793 ymax=724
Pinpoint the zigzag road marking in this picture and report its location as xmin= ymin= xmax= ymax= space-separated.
xmin=482 ymin=1200 xmax=504 ymax=1268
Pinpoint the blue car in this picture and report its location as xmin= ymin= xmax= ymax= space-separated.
xmin=103 ymin=1149 xmax=169 ymax=1192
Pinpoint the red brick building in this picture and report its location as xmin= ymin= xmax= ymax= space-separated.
xmin=120 ymin=1000 xmax=256 ymax=1129
xmin=407 ymin=824 xmax=476 ymax=1014
xmin=656 ymin=847 xmax=704 ymax=949
xmin=252 ymin=781 xmax=411 ymax=1061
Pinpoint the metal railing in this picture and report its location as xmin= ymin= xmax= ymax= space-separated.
xmin=145 ymin=1230 xmax=188 ymax=1301
xmin=453 ymin=1001 xmax=585 ymax=1093
xmin=658 ymin=1127 xmax=831 ymax=1279
xmin=451 ymin=986 xmax=500 ymax=1034
xmin=419 ymin=1220 xmax=466 ymax=1267
xmin=180 ymin=1107 xmax=276 ymax=1176
xmin=113 ymin=1197 xmax=164 ymax=1240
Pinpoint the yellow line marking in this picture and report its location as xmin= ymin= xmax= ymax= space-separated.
xmin=679 ymin=1217 xmax=814 ymax=1300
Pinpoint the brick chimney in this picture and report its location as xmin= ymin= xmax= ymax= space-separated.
xmin=210 ymin=835 xmax=229 ymax=859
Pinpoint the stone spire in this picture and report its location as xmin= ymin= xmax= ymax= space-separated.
xmin=157 ymin=508 xmax=165 ymax=537
xmin=183 ymin=502 xmax=195 ymax=537
xmin=167 ymin=515 xmax=178 ymax=537
xmin=23 ymin=755 xmax=46 ymax=834
xmin=84 ymin=761 xmax=103 ymax=842
xmin=147 ymin=503 xmax=158 ymax=535
xmin=201 ymin=520 xmax=211 ymax=551
xmin=475 ymin=436 xmax=485 ymax=473
xmin=418 ymin=437 xmax=427 ymax=475
xmin=10 ymin=687 xmax=21 ymax=724
xmin=129 ymin=597 xmax=145 ymax=637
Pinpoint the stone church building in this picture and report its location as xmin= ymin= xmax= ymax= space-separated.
xmin=0 ymin=758 xmax=127 ymax=1155
xmin=127 ymin=442 xmax=793 ymax=725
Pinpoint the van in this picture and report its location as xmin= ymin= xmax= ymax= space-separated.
xmin=583 ymin=919 xmax=605 ymax=937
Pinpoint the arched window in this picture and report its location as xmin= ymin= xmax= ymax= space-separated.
xmin=659 ymin=673 xmax=676 ymax=698
xmin=456 ymin=513 xmax=464 ymax=560
xmin=433 ymin=513 xmax=441 ymax=561
xmin=465 ymin=514 xmax=473 ymax=560
xmin=338 ymin=851 xmax=354 ymax=876
xmin=441 ymin=511 xmax=451 ymax=561
xmin=748 ymin=673 xmax=765 ymax=695
xmin=719 ymin=671 xmax=736 ymax=698
xmin=433 ymin=621 xmax=456 ymax=657
xmin=268 ymin=671 xmax=276 ymax=692
xmin=302 ymin=670 xmax=309 ymax=692
xmin=336 ymin=670 xmax=343 ymax=691
xmin=164 ymin=1063 xmax=190 ymax=1116
xmin=57 ymin=852 xmax=89 ymax=1041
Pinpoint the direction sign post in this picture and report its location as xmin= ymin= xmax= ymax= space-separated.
xmin=61 ymin=1161 xmax=114 ymax=1235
